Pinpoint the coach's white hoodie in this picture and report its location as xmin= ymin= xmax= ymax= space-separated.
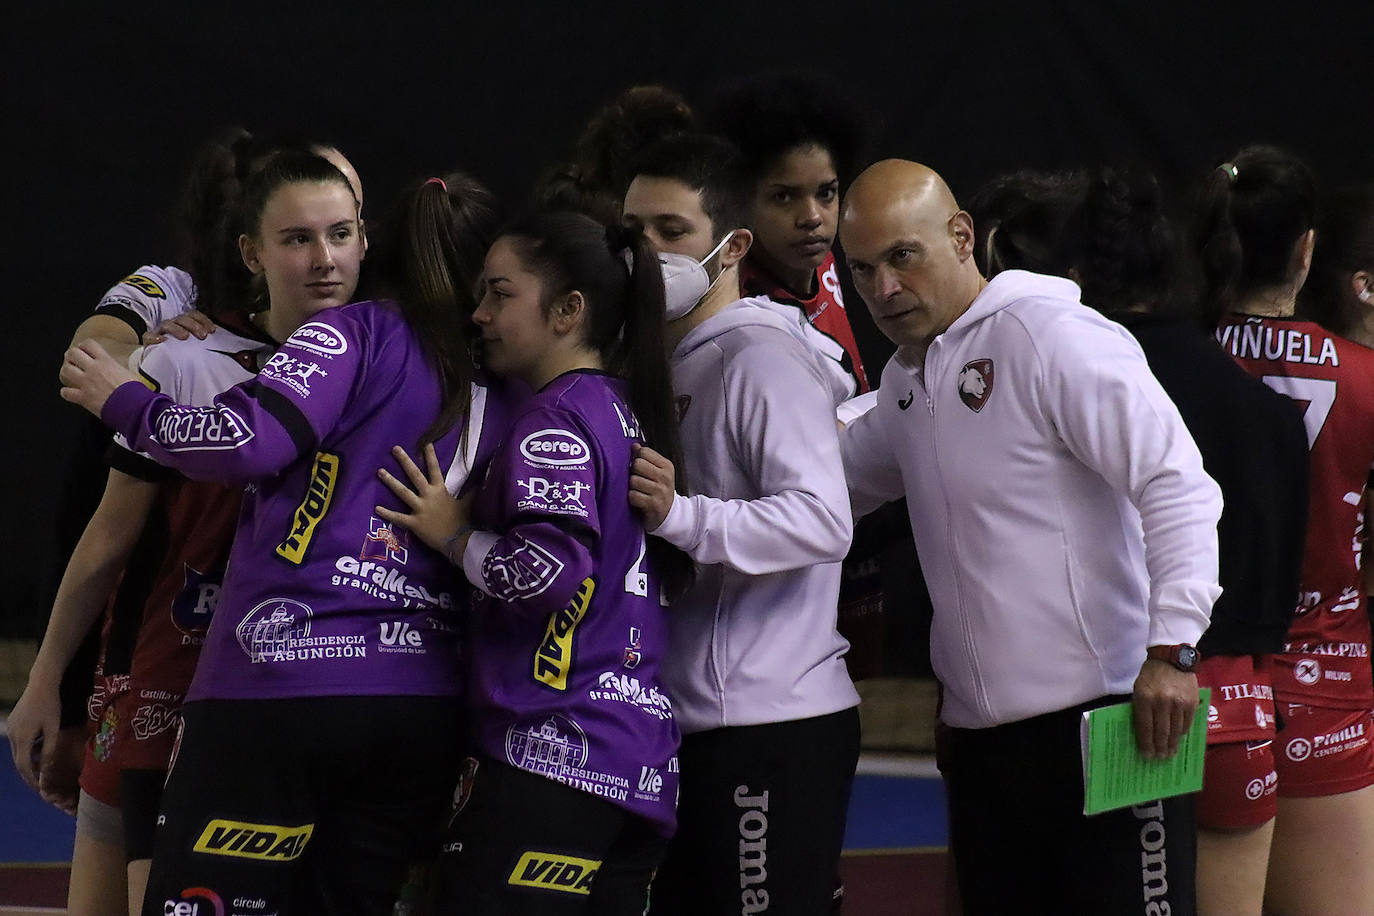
xmin=842 ymin=270 xmax=1222 ymax=729
xmin=654 ymin=297 xmax=860 ymax=734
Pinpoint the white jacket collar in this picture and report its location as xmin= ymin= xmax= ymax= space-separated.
xmin=944 ymin=270 xmax=1082 ymax=341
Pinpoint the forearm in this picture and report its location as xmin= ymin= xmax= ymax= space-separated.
xmin=30 ymin=515 xmax=136 ymax=687
xmin=653 ymin=488 xmax=852 ymax=574
xmin=102 ymin=380 xmax=306 ymax=483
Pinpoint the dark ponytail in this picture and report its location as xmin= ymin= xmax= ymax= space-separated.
xmin=172 ymin=126 xmax=258 ymax=323
xmin=610 ymin=225 xmax=695 ymax=601
xmin=375 ymin=172 xmax=501 ymax=446
xmin=1062 ymin=166 xmax=1181 ymax=318
xmin=1193 ymin=144 xmax=1316 ymax=325
xmin=502 ymin=211 xmax=695 ymax=600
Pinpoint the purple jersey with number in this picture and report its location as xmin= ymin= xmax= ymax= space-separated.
xmin=462 ymin=370 xmax=680 ymax=835
xmin=102 ymin=300 xmax=512 ymax=701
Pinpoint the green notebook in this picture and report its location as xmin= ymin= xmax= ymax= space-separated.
xmin=1080 ymin=689 xmax=1210 ymax=816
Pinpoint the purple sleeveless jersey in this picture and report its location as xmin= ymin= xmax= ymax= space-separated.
xmin=102 ymin=300 xmax=512 ymax=701
xmin=463 ymin=370 xmax=680 ymax=835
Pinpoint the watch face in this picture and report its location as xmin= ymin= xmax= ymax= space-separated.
xmin=1178 ymin=646 xmax=1198 ymax=669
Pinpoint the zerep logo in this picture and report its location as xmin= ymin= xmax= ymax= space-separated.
xmin=288 ymin=321 xmax=348 ymax=357
xmin=193 ymin=818 xmax=313 ymax=861
xmin=520 ymin=428 xmax=590 ymax=467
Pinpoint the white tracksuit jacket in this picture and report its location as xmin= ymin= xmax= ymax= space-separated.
xmin=842 ymin=271 xmax=1223 ymax=729
xmin=654 ymin=297 xmax=861 ymax=733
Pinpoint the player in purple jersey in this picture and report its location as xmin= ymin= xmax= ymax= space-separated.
xmin=59 ymin=155 xmax=506 ymax=916
xmin=13 ymin=137 xmax=362 ymax=916
xmin=375 ymin=211 xmax=691 ymax=914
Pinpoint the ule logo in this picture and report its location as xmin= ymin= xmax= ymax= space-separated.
xmin=638 ymin=766 xmax=663 ymax=795
xmin=957 ymin=359 xmax=995 ymax=412
xmin=362 ymin=516 xmax=410 ymax=564
xmin=163 ymin=887 xmax=224 ymax=916
xmin=378 ymin=620 xmax=424 ymax=652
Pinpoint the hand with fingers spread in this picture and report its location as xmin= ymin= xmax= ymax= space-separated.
xmin=59 ymin=340 xmax=138 ymax=417
xmin=1132 ymin=658 xmax=1200 ymax=760
xmin=628 ymin=444 xmax=677 ymax=532
xmin=143 ymin=309 xmax=216 ymax=344
xmin=375 ymin=443 xmax=475 ymax=565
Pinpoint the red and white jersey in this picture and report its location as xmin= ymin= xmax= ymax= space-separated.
xmin=1216 ymin=315 xmax=1374 ymax=707
xmin=102 ymin=319 xmax=277 ymax=702
xmin=94 ymin=265 xmax=196 ymax=339
xmin=741 ymin=251 xmax=870 ymax=399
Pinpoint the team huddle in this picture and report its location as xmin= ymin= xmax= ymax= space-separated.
xmin=9 ymin=76 xmax=1374 ymax=916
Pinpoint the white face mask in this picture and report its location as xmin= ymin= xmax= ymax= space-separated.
xmin=659 ymin=231 xmax=737 ymax=320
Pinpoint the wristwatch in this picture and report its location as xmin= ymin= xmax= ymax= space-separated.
xmin=1146 ymin=644 xmax=1199 ymax=673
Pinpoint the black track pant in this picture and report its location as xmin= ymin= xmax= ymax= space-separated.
xmin=944 ymin=695 xmax=1197 ymax=916
xmin=650 ymin=707 xmax=860 ymax=915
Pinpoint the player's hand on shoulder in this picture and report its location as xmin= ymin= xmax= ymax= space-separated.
xmin=59 ymin=340 xmax=138 ymax=417
xmin=143 ymin=309 xmax=215 ymax=344
xmin=629 ymin=444 xmax=676 ymax=532
xmin=376 ymin=443 xmax=469 ymax=555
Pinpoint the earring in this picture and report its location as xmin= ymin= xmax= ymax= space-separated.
xmin=1360 ymin=287 xmax=1372 ymax=303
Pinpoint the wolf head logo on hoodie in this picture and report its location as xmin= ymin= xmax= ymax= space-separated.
xmin=957 ymin=360 xmax=995 ymax=412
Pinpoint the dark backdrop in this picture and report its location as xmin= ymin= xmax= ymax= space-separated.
xmin=5 ymin=1 xmax=1370 ymax=633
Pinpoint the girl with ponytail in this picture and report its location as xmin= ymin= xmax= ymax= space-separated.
xmin=376 ymin=210 xmax=691 ymax=912
xmin=59 ymin=163 xmax=510 ymax=914
xmin=1203 ymin=146 xmax=1374 ymax=916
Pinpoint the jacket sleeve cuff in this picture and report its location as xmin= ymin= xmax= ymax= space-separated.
xmin=650 ymin=493 xmax=697 ymax=550
xmin=461 ymin=530 xmax=500 ymax=595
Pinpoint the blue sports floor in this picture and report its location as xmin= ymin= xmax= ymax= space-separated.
xmin=0 ymin=743 xmax=950 ymax=913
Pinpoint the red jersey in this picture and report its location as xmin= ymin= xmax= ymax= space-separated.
xmin=1217 ymin=315 xmax=1374 ymax=707
xmin=740 ymin=251 xmax=870 ymax=395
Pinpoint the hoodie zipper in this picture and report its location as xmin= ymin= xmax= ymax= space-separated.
xmin=924 ymin=338 xmax=992 ymax=724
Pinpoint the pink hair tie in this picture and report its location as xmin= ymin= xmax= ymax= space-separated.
xmin=426 ymin=177 xmax=448 ymax=191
